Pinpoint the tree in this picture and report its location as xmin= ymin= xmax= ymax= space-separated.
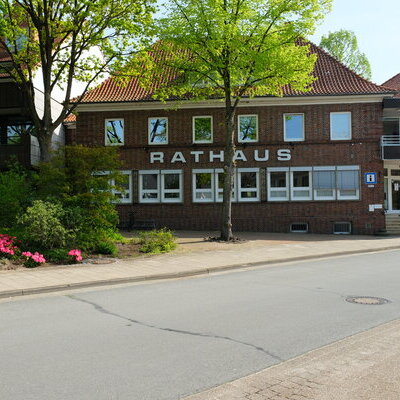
xmin=138 ymin=0 xmax=332 ymax=240
xmin=0 ymin=0 xmax=154 ymax=162
xmin=319 ymin=29 xmax=371 ymax=80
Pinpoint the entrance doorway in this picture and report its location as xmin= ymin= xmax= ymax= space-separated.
xmin=391 ymin=180 xmax=400 ymax=212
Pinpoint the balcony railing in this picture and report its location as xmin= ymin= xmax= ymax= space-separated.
xmin=381 ymin=135 xmax=400 ymax=160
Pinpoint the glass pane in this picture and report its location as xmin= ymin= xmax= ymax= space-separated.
xmin=293 ymin=171 xmax=309 ymax=187
xmin=239 ymin=116 xmax=257 ymax=141
xmin=339 ymin=189 xmax=357 ymax=197
xmin=313 ymin=171 xmax=335 ymax=189
xmin=106 ymin=119 xmax=124 ymax=144
xmin=196 ymin=191 xmax=212 ymax=200
xmin=270 ymin=172 xmax=286 ymax=188
xmin=270 ymin=190 xmax=287 ymax=198
xmin=149 ymin=118 xmax=167 ymax=143
xmin=196 ymin=173 xmax=212 ymax=189
xmin=331 ymin=113 xmax=351 ymax=139
xmin=316 ymin=189 xmax=334 ymax=197
xmin=285 ymin=114 xmax=303 ymax=140
xmin=240 ymin=172 xmax=257 ymax=188
xmin=142 ymin=174 xmax=158 ymax=190
xmin=143 ymin=193 xmax=158 ymax=199
xmin=337 ymin=170 xmax=358 ymax=190
xmin=391 ymin=169 xmax=400 ymax=176
xmin=164 ymin=192 xmax=179 ymax=199
xmin=194 ymin=117 xmax=212 ymax=142
xmin=164 ymin=174 xmax=179 ymax=190
xmin=293 ymin=190 xmax=310 ymax=197
xmin=383 ymin=119 xmax=399 ymax=135
xmin=7 ymin=124 xmax=34 ymax=144
xmin=241 ymin=191 xmax=257 ymax=198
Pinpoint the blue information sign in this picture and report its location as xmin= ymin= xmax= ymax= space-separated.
xmin=364 ymin=172 xmax=377 ymax=185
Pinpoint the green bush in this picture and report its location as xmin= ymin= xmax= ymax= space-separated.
xmin=18 ymin=200 xmax=69 ymax=249
xmin=95 ymin=240 xmax=118 ymax=256
xmin=139 ymin=229 xmax=177 ymax=254
xmin=42 ymin=248 xmax=71 ymax=264
xmin=0 ymin=163 xmax=32 ymax=227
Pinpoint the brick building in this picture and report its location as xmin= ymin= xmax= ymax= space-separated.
xmin=67 ymin=44 xmax=398 ymax=234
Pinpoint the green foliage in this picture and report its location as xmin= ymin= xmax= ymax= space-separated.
xmin=95 ymin=240 xmax=118 ymax=256
xmin=139 ymin=229 xmax=177 ymax=254
xmin=0 ymin=163 xmax=31 ymax=227
xmin=18 ymin=200 xmax=69 ymax=249
xmin=319 ymin=29 xmax=372 ymax=80
xmin=135 ymin=0 xmax=332 ymax=101
xmin=42 ymin=248 xmax=70 ymax=264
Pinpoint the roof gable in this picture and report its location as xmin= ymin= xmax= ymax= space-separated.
xmin=77 ymin=42 xmax=394 ymax=104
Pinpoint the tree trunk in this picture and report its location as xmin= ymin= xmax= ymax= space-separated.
xmin=37 ymin=131 xmax=53 ymax=163
xmin=220 ymin=104 xmax=236 ymax=241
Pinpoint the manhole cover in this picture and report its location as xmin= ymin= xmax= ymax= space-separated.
xmin=346 ymin=296 xmax=390 ymax=305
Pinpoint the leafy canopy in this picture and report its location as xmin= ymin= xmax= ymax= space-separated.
xmin=319 ymin=29 xmax=371 ymax=80
xmin=136 ymin=0 xmax=332 ymax=101
xmin=0 ymin=0 xmax=154 ymax=129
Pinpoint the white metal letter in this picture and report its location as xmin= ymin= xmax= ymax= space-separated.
xmin=171 ymin=151 xmax=187 ymax=163
xmin=277 ymin=149 xmax=291 ymax=161
xmin=209 ymin=150 xmax=224 ymax=162
xmin=190 ymin=151 xmax=204 ymax=163
xmin=150 ymin=152 xmax=164 ymax=163
xmin=254 ymin=149 xmax=269 ymax=161
xmin=233 ymin=150 xmax=247 ymax=162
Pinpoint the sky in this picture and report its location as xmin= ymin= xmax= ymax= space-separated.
xmin=310 ymin=0 xmax=400 ymax=85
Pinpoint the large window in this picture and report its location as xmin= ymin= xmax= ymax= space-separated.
xmin=105 ymin=119 xmax=124 ymax=146
xmin=267 ymin=168 xmax=289 ymax=201
xmin=193 ymin=116 xmax=213 ymax=143
xmin=111 ymin=171 xmax=132 ymax=204
xmin=238 ymin=168 xmax=259 ymax=201
xmin=149 ymin=117 xmax=168 ymax=144
xmin=192 ymin=169 xmax=255 ymax=202
xmin=139 ymin=170 xmax=182 ymax=203
xmin=336 ymin=166 xmax=359 ymax=200
xmin=268 ymin=166 xmax=359 ymax=201
xmin=238 ymin=115 xmax=258 ymax=143
xmin=313 ymin=167 xmax=336 ymax=200
xmin=284 ymin=114 xmax=304 ymax=142
xmin=330 ymin=112 xmax=351 ymax=140
xmin=290 ymin=168 xmax=312 ymax=201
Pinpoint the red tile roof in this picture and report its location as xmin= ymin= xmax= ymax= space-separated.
xmin=70 ymin=42 xmax=398 ymax=104
xmin=382 ymin=74 xmax=400 ymax=98
xmin=64 ymin=113 xmax=76 ymax=123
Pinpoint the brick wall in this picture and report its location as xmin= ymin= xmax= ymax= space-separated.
xmin=69 ymin=101 xmax=385 ymax=234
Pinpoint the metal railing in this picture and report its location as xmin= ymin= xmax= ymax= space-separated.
xmin=381 ymin=135 xmax=400 ymax=160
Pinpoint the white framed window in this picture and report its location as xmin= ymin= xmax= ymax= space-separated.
xmin=105 ymin=119 xmax=124 ymax=146
xmin=330 ymin=112 xmax=351 ymax=140
xmin=215 ymin=168 xmax=237 ymax=202
xmin=290 ymin=167 xmax=312 ymax=200
xmin=193 ymin=116 xmax=213 ymax=143
xmin=192 ymin=169 xmax=214 ymax=202
xmin=238 ymin=168 xmax=259 ymax=202
xmin=139 ymin=170 xmax=160 ymax=203
xmin=284 ymin=113 xmax=304 ymax=142
xmin=267 ymin=167 xmax=289 ymax=201
xmin=336 ymin=166 xmax=359 ymax=200
xmin=112 ymin=170 xmax=132 ymax=204
xmin=313 ymin=166 xmax=336 ymax=200
xmin=161 ymin=170 xmax=183 ymax=202
xmin=140 ymin=170 xmax=183 ymax=203
xmin=238 ymin=115 xmax=258 ymax=143
xmin=148 ymin=117 xmax=168 ymax=144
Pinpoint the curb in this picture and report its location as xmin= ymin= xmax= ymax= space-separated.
xmin=1 ymin=245 xmax=399 ymax=299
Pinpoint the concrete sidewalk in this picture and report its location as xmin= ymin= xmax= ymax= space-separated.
xmin=183 ymin=319 xmax=400 ymax=400
xmin=1 ymin=232 xmax=400 ymax=298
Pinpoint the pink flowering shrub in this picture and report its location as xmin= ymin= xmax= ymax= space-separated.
xmin=0 ymin=234 xmax=19 ymax=258
xmin=21 ymin=251 xmax=46 ymax=268
xmin=68 ymin=249 xmax=83 ymax=263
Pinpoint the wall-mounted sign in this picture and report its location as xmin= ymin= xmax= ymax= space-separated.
xmin=364 ymin=172 xmax=377 ymax=185
xmin=150 ymin=149 xmax=292 ymax=164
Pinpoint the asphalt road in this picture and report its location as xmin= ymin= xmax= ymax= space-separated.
xmin=1 ymin=250 xmax=400 ymax=400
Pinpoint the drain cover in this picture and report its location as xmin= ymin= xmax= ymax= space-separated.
xmin=346 ymin=296 xmax=390 ymax=305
